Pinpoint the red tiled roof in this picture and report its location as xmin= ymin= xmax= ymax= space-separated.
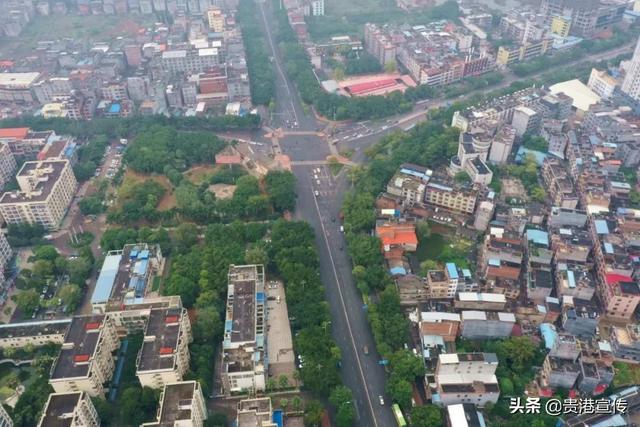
xmin=85 ymin=322 xmax=101 ymax=330
xmin=346 ymin=78 xmax=398 ymax=96
xmin=376 ymin=223 xmax=418 ymax=248
xmin=165 ymin=315 xmax=179 ymax=324
xmin=0 ymin=128 xmax=28 ymax=139
xmin=74 ymin=354 xmax=90 ymax=363
xmin=159 ymin=347 xmax=174 ymax=355
xmin=487 ymin=265 xmax=520 ymax=280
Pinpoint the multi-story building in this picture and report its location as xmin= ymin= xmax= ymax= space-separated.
xmin=610 ymin=324 xmax=640 ymax=361
xmin=236 ymin=397 xmax=278 ymax=427
xmin=590 ymin=216 xmax=640 ymax=320
xmin=363 ymin=23 xmax=396 ymax=66
xmin=623 ymin=36 xmax=640 ymax=102
xmin=375 ymin=220 xmax=418 ymax=259
xmin=0 ymin=72 xmax=40 ymax=103
xmin=91 ymin=243 xmax=165 ymax=314
xmin=49 ymin=315 xmax=120 ymax=397
xmin=473 ymin=200 xmax=495 ymax=232
xmin=540 ymin=0 xmax=627 ymax=37
xmin=451 ymin=87 xmax=548 ymax=132
xmin=555 ymin=263 xmax=596 ymax=301
xmin=385 ymin=164 xmax=430 ymax=207
xmin=447 ymin=403 xmax=487 ymax=427
xmin=424 ymin=179 xmax=477 ymax=215
xmin=460 ymin=311 xmax=515 ymax=339
xmin=550 ymin=15 xmax=571 ymax=37
xmin=478 ymin=232 xmax=524 ymax=299
xmin=542 ymin=158 xmax=579 ymax=209
xmin=207 ymin=7 xmax=224 ymax=32
xmin=435 ymin=353 xmax=500 ymax=407
xmin=496 ymin=39 xmax=551 ymax=67
xmin=588 ymin=68 xmax=617 ymax=99
xmin=304 ymin=0 xmax=324 ymax=16
xmin=0 ymin=128 xmax=55 ymax=160
xmin=511 ymin=106 xmax=540 ymax=137
xmin=488 ymin=125 xmax=517 ymax=164
xmin=136 ymin=308 xmax=192 ymax=389
xmin=426 ymin=263 xmax=477 ymax=299
xmin=159 ymin=48 xmax=219 ymax=74
xmin=541 ymin=355 xmax=581 ymax=389
xmin=549 ymin=207 xmax=588 ymax=228
xmin=550 ymin=227 xmax=591 ymax=264
xmin=0 ymin=144 xmax=17 ymax=191
xmin=38 ymin=392 xmax=100 ymax=427
xmin=142 ymin=381 xmax=207 ymax=427
xmin=454 ymin=292 xmax=507 ymax=311
xmin=221 ymin=265 xmax=267 ymax=395
xmin=0 ymin=318 xmax=71 ymax=349
xmin=561 ymin=297 xmax=599 ymax=338
xmin=0 ymin=159 xmax=77 ymax=230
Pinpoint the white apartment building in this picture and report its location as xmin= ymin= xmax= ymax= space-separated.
xmin=0 ymin=318 xmax=70 ymax=349
xmin=622 ymin=36 xmax=640 ymax=102
xmin=38 ymin=392 xmax=100 ymax=427
xmin=160 ymin=48 xmax=219 ymax=74
xmin=0 ymin=159 xmax=77 ymax=230
xmin=221 ymin=265 xmax=267 ymax=395
xmin=49 ymin=315 xmax=120 ymax=397
xmin=435 ymin=353 xmax=500 ymax=407
xmin=310 ymin=0 xmax=325 ymax=16
xmin=136 ymin=308 xmax=192 ymax=389
xmin=588 ymin=68 xmax=617 ymax=99
xmin=0 ymin=144 xmax=16 ymax=191
xmin=142 ymin=381 xmax=207 ymax=427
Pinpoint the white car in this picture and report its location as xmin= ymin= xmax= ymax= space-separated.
xmin=378 ymin=396 xmax=385 ymax=405
xmin=314 ymin=190 xmax=319 ymax=197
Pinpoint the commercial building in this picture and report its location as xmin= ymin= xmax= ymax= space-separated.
xmin=91 ymin=243 xmax=165 ymax=314
xmin=49 ymin=315 xmax=120 ymax=397
xmin=38 ymin=392 xmax=100 ymax=427
xmin=0 ymin=159 xmax=77 ymax=230
xmin=0 ymin=72 xmax=40 ymax=103
xmin=435 ymin=353 xmax=500 ymax=407
xmin=588 ymin=68 xmax=618 ymax=99
xmin=460 ymin=311 xmax=515 ymax=339
xmin=136 ymin=308 xmax=192 ymax=389
xmin=0 ymin=318 xmax=71 ymax=349
xmin=236 ymin=397 xmax=278 ymax=427
xmin=142 ymin=381 xmax=207 ymax=427
xmin=221 ymin=265 xmax=267 ymax=395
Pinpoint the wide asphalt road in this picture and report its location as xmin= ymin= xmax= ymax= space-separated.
xmin=255 ymin=1 xmax=396 ymax=425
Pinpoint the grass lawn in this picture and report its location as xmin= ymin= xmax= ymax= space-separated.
xmin=152 ymin=276 xmax=161 ymax=292
xmin=415 ymin=233 xmax=445 ymax=263
xmin=183 ymin=164 xmax=220 ymax=185
xmin=613 ymin=362 xmax=640 ymax=388
xmin=120 ymin=170 xmax=176 ymax=211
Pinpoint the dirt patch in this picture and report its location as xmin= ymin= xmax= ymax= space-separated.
xmin=183 ymin=164 xmax=220 ymax=185
xmin=209 ymin=184 xmax=236 ymax=199
xmin=122 ymin=170 xmax=176 ymax=211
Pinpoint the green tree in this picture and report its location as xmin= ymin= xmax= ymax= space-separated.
xmin=499 ymin=377 xmax=515 ymax=396
xmin=454 ymin=171 xmax=471 ymax=184
xmin=420 ymin=259 xmax=439 ymax=276
xmin=58 ymin=284 xmax=82 ymax=312
xmin=386 ymin=374 xmax=412 ymax=409
xmin=265 ymin=170 xmax=296 ymax=213
xmin=411 ymin=404 xmax=443 ymax=427
xmin=14 ymin=290 xmax=40 ymax=314
xmin=245 ymin=245 xmax=268 ymax=265
xmin=416 ymin=220 xmax=431 ymax=242
xmin=278 ymin=374 xmax=289 ymax=389
xmin=172 ymin=223 xmax=199 ymax=254
xmin=384 ymin=60 xmax=397 ymax=73
xmin=304 ymin=400 xmax=324 ymax=426
xmin=330 ymin=386 xmax=355 ymax=427
xmin=68 ymin=258 xmax=92 ymax=285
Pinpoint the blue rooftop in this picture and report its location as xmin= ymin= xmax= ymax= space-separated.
xmin=526 ymin=229 xmax=549 ymax=246
xmin=390 ymin=266 xmax=406 ymax=276
xmin=595 ymin=220 xmax=609 ymax=235
xmin=446 ymin=263 xmax=458 ymax=280
xmin=516 ymin=147 xmax=547 ymax=166
xmin=109 ymin=103 xmax=121 ymax=114
xmin=540 ymin=323 xmax=557 ymax=350
xmin=91 ymin=254 xmax=122 ymax=304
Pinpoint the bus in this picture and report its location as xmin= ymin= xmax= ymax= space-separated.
xmin=392 ymin=403 xmax=407 ymax=427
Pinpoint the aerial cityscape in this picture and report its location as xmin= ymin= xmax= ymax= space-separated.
xmin=1 ymin=0 xmax=640 ymax=426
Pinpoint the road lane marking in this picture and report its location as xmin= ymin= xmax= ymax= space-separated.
xmin=311 ymin=175 xmax=379 ymax=427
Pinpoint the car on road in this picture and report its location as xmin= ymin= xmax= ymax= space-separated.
xmin=363 ymin=345 xmax=369 ymax=355
xmin=379 ymin=395 xmax=385 ymax=405
xmin=314 ymin=190 xmax=319 ymax=197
